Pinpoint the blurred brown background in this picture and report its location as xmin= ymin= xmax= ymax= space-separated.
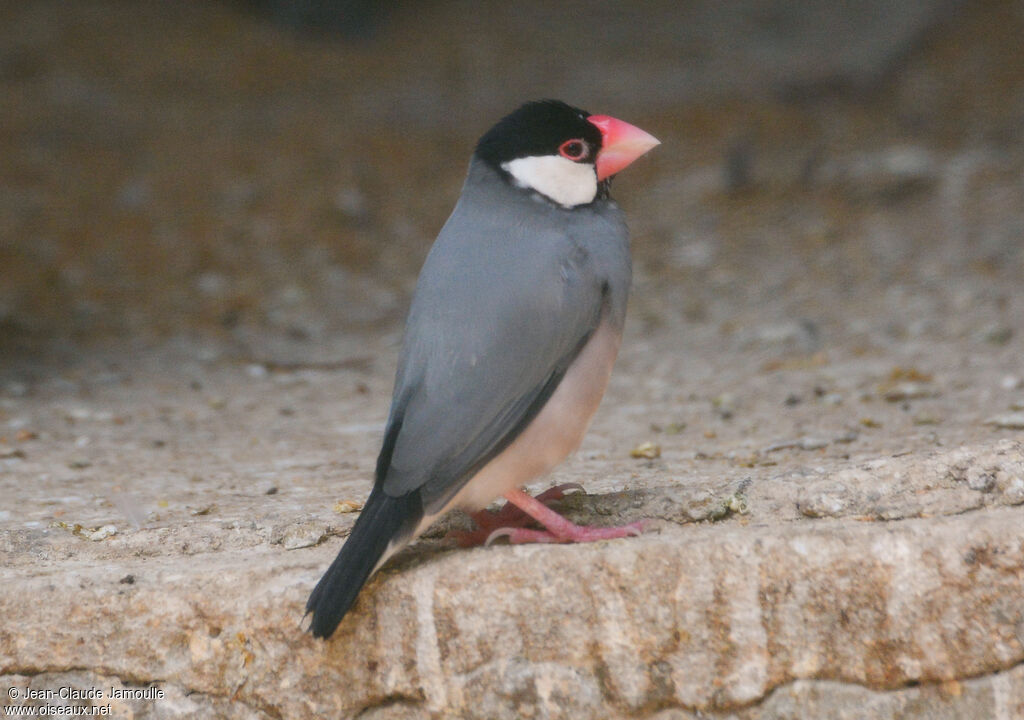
xmin=1 ymin=0 xmax=1021 ymax=370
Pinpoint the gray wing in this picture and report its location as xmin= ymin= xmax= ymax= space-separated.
xmin=378 ymin=196 xmax=626 ymax=513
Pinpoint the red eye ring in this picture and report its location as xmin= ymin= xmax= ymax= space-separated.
xmin=558 ymin=139 xmax=587 ymax=161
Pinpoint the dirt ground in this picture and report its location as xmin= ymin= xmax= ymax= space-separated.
xmin=2 ymin=1 xmax=1024 ymax=718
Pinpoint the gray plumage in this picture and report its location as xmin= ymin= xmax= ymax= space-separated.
xmin=384 ymin=158 xmax=631 ymax=512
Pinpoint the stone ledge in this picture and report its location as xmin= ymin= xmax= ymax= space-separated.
xmin=4 ymin=499 xmax=1022 ymax=718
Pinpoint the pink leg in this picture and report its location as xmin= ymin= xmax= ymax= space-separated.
xmin=472 ymin=483 xmax=584 ymax=530
xmin=486 ymin=489 xmax=648 ymax=545
xmin=452 ymin=483 xmax=585 ymax=547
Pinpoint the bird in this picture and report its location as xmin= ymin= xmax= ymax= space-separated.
xmin=306 ymin=100 xmax=659 ymax=639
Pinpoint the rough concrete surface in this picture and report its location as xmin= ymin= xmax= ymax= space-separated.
xmin=3 ymin=1 xmax=1024 ymax=718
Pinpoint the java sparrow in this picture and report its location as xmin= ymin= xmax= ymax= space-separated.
xmin=307 ymin=100 xmax=660 ymax=639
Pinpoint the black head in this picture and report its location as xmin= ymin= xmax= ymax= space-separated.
xmin=473 ymin=100 xmax=611 ymax=207
xmin=475 ymin=100 xmax=604 ymax=171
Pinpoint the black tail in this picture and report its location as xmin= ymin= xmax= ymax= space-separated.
xmin=306 ymin=484 xmax=422 ymax=638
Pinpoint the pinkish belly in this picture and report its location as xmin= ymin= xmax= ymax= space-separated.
xmin=445 ymin=319 xmax=622 ymax=513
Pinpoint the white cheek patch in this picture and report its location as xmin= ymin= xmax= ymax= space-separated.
xmin=501 ymin=155 xmax=598 ymax=208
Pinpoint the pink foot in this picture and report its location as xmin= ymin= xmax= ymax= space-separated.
xmin=452 ymin=483 xmax=585 ymax=547
xmin=484 ymin=488 xmax=649 ymax=545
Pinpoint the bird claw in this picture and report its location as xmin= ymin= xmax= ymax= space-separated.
xmin=625 ymin=519 xmax=653 ymax=537
xmin=541 ymin=482 xmax=586 ymax=498
xmin=485 ymin=518 xmax=649 ymax=546
xmin=484 ymin=528 xmax=513 ymax=546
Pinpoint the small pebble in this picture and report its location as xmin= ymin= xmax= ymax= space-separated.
xmin=64 ymin=407 xmax=93 ymax=422
xmin=87 ymin=525 xmax=117 ymax=541
xmin=333 ymin=500 xmax=362 ymax=513
xmin=764 ymin=437 xmax=829 ymax=453
xmin=1001 ymin=375 xmax=1023 ymax=391
xmin=799 ymin=436 xmax=830 ymax=450
xmin=630 ymin=441 xmax=662 ymax=459
xmin=985 ymin=413 xmax=1024 ymax=430
xmin=333 ymin=187 xmax=369 ymax=219
xmin=966 ymin=470 xmax=996 ymax=492
xmin=834 ymin=429 xmax=859 ymax=443
xmin=983 ymin=325 xmax=1013 ymax=345
xmin=246 ymin=364 xmax=269 ymax=378
xmin=280 ymin=522 xmax=327 ymax=550
xmin=883 ymin=382 xmax=937 ymax=402
xmin=4 ymin=382 xmax=29 ymax=397
xmin=1004 ymin=477 xmax=1024 ymax=504
xmin=712 ymin=393 xmax=738 ymax=420
xmin=726 ymin=494 xmax=748 ymax=515
xmin=797 ymin=492 xmax=847 ymax=518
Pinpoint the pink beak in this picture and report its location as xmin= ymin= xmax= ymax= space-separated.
xmin=587 ymin=115 xmax=660 ymax=181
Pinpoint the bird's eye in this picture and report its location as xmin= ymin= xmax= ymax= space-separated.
xmin=558 ymin=139 xmax=588 ymax=161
